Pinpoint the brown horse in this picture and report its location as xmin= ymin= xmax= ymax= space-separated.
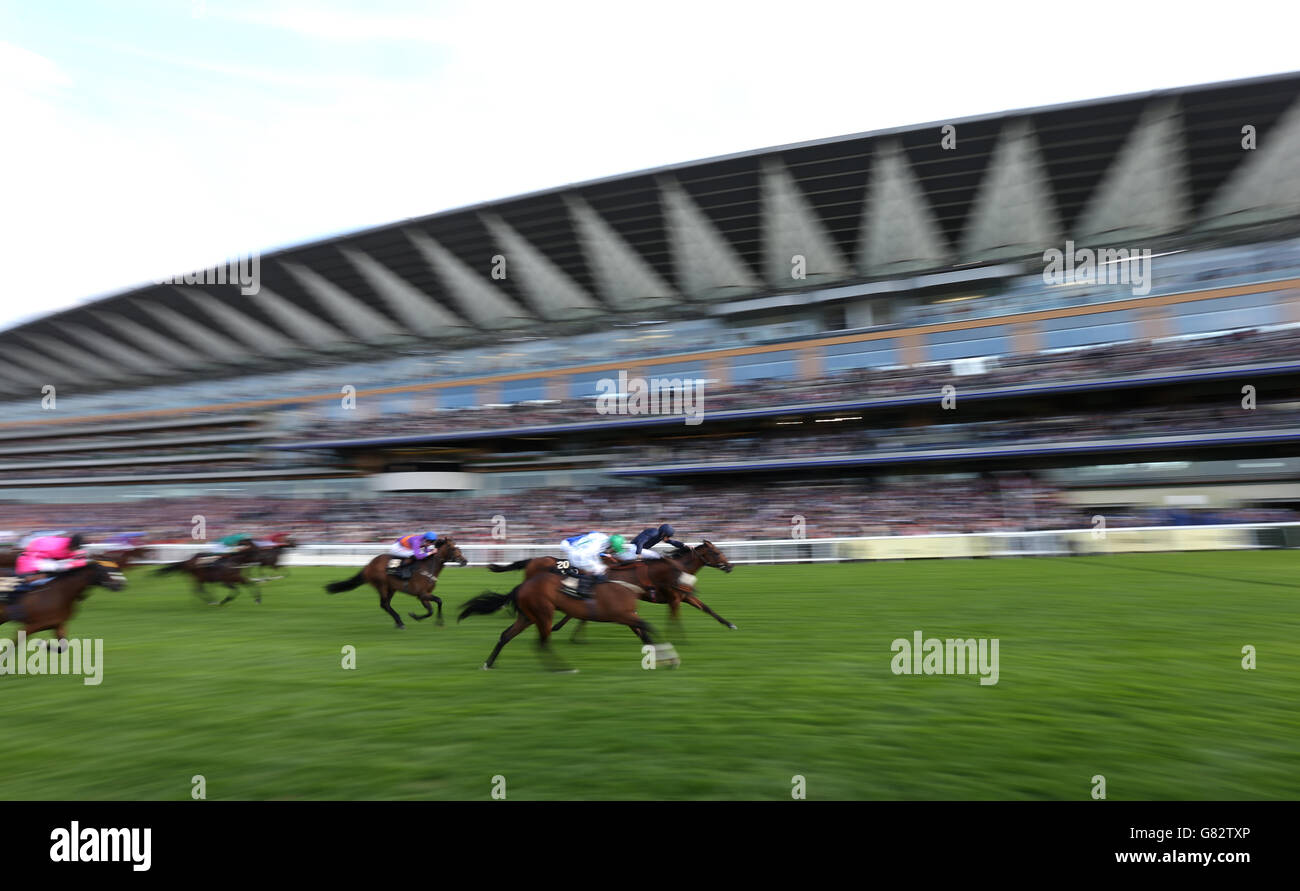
xmin=154 ymin=551 xmax=262 ymax=606
xmin=492 ymin=540 xmax=738 ymax=635
xmin=97 ymin=545 xmax=154 ymax=570
xmin=247 ymin=537 xmax=296 ymax=582
xmin=324 ymin=538 xmax=467 ymax=629
xmin=458 ymin=569 xmax=676 ymax=672
xmin=0 ymin=560 xmax=127 ymax=641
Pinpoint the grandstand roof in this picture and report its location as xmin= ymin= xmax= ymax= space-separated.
xmin=6 ymin=71 xmax=1300 ymax=391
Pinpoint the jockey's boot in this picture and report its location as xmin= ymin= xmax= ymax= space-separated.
xmin=398 ymin=558 xmax=416 ymax=580
xmin=577 ymin=572 xmax=606 ymax=599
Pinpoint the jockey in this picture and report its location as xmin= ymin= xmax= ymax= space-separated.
xmin=390 ymin=531 xmax=441 ymax=578
xmin=619 ymin=523 xmax=688 ymax=561
xmin=15 ymin=532 xmax=89 ymax=581
xmin=214 ymin=534 xmax=257 ymax=557
xmin=560 ymin=531 xmax=626 ymax=598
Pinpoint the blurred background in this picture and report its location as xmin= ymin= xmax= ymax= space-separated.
xmin=3 ymin=72 xmax=1300 ymax=550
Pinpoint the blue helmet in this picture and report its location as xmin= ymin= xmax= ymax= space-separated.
xmin=423 ymin=531 xmax=441 ymax=543
xmin=659 ymin=524 xmax=674 ymax=537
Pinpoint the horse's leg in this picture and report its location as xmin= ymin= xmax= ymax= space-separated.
xmin=432 ymin=593 xmax=444 ymax=626
xmin=379 ymin=586 xmax=405 ymax=629
xmin=529 ymin=607 xmax=574 ymax=673
xmin=684 ymin=592 xmax=737 ymax=630
xmin=551 ymin=611 xmax=588 ymax=643
xmin=483 ymin=614 xmax=530 ymax=669
xmin=53 ymin=622 xmax=69 ymax=653
xmin=409 ymin=589 xmax=435 ymax=622
xmin=666 ymin=593 xmax=687 ymax=642
xmin=218 ymin=581 xmax=240 ymax=606
xmin=250 ymin=577 xmax=262 ymax=605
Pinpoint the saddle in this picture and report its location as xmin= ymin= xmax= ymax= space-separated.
xmin=387 ymin=557 xmax=434 ymax=586
xmin=0 ymin=574 xmax=50 ymax=604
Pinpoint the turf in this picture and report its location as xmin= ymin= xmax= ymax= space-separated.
xmin=2 ymin=551 xmax=1297 ymax=800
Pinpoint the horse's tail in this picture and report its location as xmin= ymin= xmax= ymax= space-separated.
xmin=153 ymin=559 xmax=189 ymax=575
xmin=325 ymin=571 xmax=366 ymax=594
xmin=458 ymin=585 xmax=520 ymax=622
xmin=488 ymin=559 xmax=532 ymax=573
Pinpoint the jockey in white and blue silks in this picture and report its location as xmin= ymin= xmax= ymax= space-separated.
xmin=560 ymin=531 xmax=626 ymax=598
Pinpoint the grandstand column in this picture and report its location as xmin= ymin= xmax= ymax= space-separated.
xmin=1282 ymin=289 xmax=1300 ymax=324
xmin=708 ymin=356 xmax=730 ymax=388
xmin=1010 ymin=322 xmax=1041 ymax=355
xmin=899 ymin=333 xmax=925 ymax=365
xmin=545 ymin=374 xmax=567 ymax=401
xmin=1137 ymin=304 xmax=1172 ymax=340
xmin=797 ymin=348 xmax=823 ymax=380
xmin=479 ymin=379 xmax=503 ymax=406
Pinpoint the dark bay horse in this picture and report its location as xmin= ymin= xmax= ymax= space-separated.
xmin=247 ymin=537 xmax=296 ymax=582
xmin=154 ymin=552 xmax=262 ymax=606
xmin=492 ymin=541 xmax=738 ymax=635
xmin=96 ymin=545 xmax=153 ymax=570
xmin=324 ymin=539 xmax=467 ymax=629
xmin=459 ymin=569 xmax=676 ymax=672
xmin=0 ymin=560 xmax=128 ymax=640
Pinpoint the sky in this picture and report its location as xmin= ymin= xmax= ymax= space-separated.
xmin=1 ymin=0 xmax=1296 ymax=331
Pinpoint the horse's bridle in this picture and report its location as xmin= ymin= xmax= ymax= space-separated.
xmin=694 ymin=545 xmax=733 ymax=573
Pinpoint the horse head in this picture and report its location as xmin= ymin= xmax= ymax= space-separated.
xmin=91 ymin=560 xmax=129 ymax=591
xmin=437 ymin=538 xmax=468 ymax=567
xmin=696 ymin=540 xmax=734 ymax=573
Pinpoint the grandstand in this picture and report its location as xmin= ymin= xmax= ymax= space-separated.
xmin=4 ymin=72 xmax=1300 ymax=545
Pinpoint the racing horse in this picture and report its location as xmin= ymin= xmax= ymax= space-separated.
xmin=247 ymin=536 xmax=296 ymax=582
xmin=491 ymin=540 xmax=738 ymax=635
xmin=96 ymin=544 xmax=154 ymax=570
xmin=154 ymin=551 xmax=262 ymax=606
xmin=458 ymin=568 xmax=676 ymax=672
xmin=0 ymin=560 xmax=128 ymax=642
xmin=323 ymin=538 xmax=467 ymax=629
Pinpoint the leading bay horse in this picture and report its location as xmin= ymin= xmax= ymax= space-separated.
xmin=458 ymin=568 xmax=676 ymax=672
xmin=324 ymin=538 xmax=467 ymax=629
xmin=491 ymin=541 xmax=738 ymax=635
xmin=0 ymin=560 xmax=128 ymax=642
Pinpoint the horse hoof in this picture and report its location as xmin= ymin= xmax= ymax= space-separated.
xmin=481 ymin=663 xmax=493 ymax=671
xmin=729 ymin=624 xmax=738 ymax=630
xmin=552 ymin=668 xmax=579 ymax=674
xmin=395 ymin=624 xmax=406 ymax=630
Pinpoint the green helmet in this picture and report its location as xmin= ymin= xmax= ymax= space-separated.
xmin=608 ymin=534 xmax=626 ymax=552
